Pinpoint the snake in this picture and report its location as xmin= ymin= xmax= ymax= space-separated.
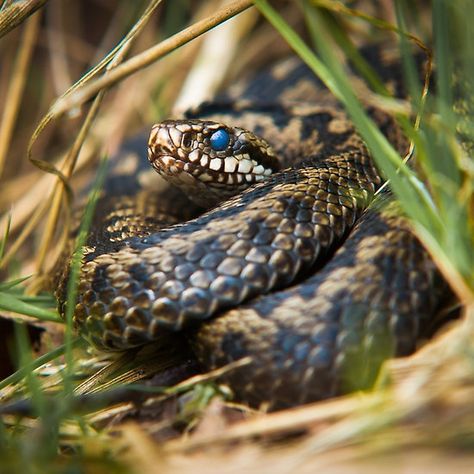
xmin=56 ymin=45 xmax=453 ymax=409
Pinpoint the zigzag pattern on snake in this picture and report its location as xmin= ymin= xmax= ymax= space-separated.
xmin=56 ymin=44 xmax=452 ymax=409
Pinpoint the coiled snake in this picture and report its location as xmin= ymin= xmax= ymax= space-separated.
xmin=57 ymin=46 xmax=451 ymax=409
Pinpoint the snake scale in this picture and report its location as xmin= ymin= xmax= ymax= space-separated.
xmin=57 ymin=45 xmax=452 ymax=409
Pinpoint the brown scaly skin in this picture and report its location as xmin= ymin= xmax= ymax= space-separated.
xmin=57 ymin=46 xmax=453 ymax=409
xmin=190 ymin=200 xmax=449 ymax=409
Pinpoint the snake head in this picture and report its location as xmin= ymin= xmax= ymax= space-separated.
xmin=148 ymin=119 xmax=280 ymax=207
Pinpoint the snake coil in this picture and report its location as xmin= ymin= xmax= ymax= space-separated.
xmin=57 ymin=46 xmax=452 ymax=409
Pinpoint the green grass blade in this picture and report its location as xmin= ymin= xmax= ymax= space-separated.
xmin=0 ymin=275 xmax=32 ymax=290
xmin=0 ymin=291 xmax=61 ymax=322
xmin=310 ymin=7 xmax=389 ymax=96
xmin=394 ymin=0 xmax=423 ymax=109
xmin=0 ymin=339 xmax=83 ymax=392
xmin=0 ymin=213 xmax=10 ymax=262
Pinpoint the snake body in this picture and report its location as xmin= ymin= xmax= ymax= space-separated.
xmin=58 ymin=46 xmax=451 ymax=409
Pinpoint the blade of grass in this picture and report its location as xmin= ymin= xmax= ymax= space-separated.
xmin=394 ymin=1 xmax=423 ymax=109
xmin=433 ymin=0 xmax=455 ymax=125
xmin=398 ymin=1 xmax=460 ymax=193
xmin=312 ymin=9 xmax=390 ymax=96
xmin=0 ymin=213 xmax=11 ymax=262
xmin=0 ymin=0 xmax=47 ymax=38
xmin=0 ymin=292 xmax=60 ymax=322
xmin=0 ymin=340 xmax=82 ymax=392
xmin=0 ymin=12 xmax=39 ymax=177
xmin=0 ymin=276 xmax=32 ymax=290
xmin=306 ymin=5 xmax=429 ymax=142
xmin=11 ymin=293 xmax=56 ymax=306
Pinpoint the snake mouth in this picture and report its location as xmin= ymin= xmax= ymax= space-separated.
xmin=152 ymin=152 xmax=273 ymax=185
xmin=148 ymin=153 xmax=273 ymax=207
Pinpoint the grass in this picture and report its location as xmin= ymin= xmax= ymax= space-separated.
xmin=0 ymin=0 xmax=473 ymax=473
xmin=257 ymin=0 xmax=473 ymax=300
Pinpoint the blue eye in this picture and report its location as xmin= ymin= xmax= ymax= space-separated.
xmin=210 ymin=129 xmax=230 ymax=151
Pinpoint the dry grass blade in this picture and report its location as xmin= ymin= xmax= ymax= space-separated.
xmin=168 ymin=358 xmax=252 ymax=393
xmin=0 ymin=13 xmax=39 ymax=177
xmin=49 ymin=0 xmax=254 ymax=117
xmin=165 ymin=394 xmax=382 ymax=452
xmin=0 ymin=195 xmax=51 ymax=270
xmin=31 ymin=96 xmax=100 ymax=287
xmin=0 ymin=0 xmax=47 ymax=38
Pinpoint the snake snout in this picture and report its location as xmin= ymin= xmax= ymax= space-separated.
xmin=148 ymin=124 xmax=177 ymax=158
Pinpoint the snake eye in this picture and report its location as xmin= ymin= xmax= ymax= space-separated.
xmin=210 ymin=129 xmax=230 ymax=151
xmin=182 ymin=132 xmax=193 ymax=149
